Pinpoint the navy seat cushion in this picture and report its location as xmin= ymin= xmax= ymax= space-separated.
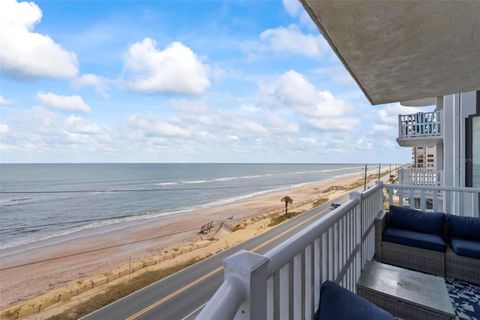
xmin=389 ymin=205 xmax=445 ymax=236
xmin=383 ymin=227 xmax=446 ymax=252
xmin=450 ymin=238 xmax=480 ymax=259
xmin=314 ymin=281 xmax=395 ymax=320
xmin=447 ymin=214 xmax=480 ymax=241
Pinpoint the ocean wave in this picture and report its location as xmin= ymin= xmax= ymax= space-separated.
xmin=214 ymin=176 xmax=239 ymax=182
xmin=181 ymin=180 xmax=209 ymax=184
xmin=240 ymin=175 xmax=263 ymax=179
xmin=155 ymin=182 xmax=178 ymax=186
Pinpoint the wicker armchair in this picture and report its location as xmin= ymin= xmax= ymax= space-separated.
xmin=446 ymin=248 xmax=480 ymax=285
xmin=445 ymin=214 xmax=480 ymax=285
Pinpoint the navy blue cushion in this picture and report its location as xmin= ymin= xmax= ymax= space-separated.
xmin=450 ymin=237 xmax=480 ymax=259
xmin=383 ymin=227 xmax=446 ymax=252
xmin=447 ymin=214 xmax=480 ymax=241
xmin=389 ymin=205 xmax=445 ymax=236
xmin=314 ymin=281 xmax=395 ymax=320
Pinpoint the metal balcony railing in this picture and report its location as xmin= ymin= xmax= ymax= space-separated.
xmin=398 ymin=168 xmax=443 ymax=186
xmin=197 ymin=183 xmax=384 ymax=320
xmin=398 ymin=111 xmax=442 ymax=139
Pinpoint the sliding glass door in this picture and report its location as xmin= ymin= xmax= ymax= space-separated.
xmin=466 ymin=115 xmax=480 ymax=187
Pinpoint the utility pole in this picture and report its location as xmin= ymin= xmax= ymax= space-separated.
xmin=378 ymin=163 xmax=381 ymax=180
xmin=364 ymin=164 xmax=368 ymax=191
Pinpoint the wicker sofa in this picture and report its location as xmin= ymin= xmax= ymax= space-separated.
xmin=375 ymin=205 xmax=447 ymax=276
xmin=376 ymin=206 xmax=480 ymax=283
xmin=445 ymin=214 xmax=480 ymax=285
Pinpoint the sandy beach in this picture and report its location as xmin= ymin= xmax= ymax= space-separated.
xmin=0 ymin=170 xmax=385 ymax=314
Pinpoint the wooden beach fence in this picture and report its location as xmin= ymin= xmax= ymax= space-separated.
xmin=200 ymin=221 xmax=215 ymax=234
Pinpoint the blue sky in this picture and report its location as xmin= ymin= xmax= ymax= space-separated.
xmin=0 ymin=0 xmax=433 ymax=163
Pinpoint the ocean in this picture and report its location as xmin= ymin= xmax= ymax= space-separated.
xmin=0 ymin=163 xmax=368 ymax=249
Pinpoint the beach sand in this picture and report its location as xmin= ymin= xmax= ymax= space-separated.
xmin=0 ymin=170 xmax=386 ymax=312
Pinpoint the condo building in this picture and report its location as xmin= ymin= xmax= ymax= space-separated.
xmin=412 ymin=146 xmax=436 ymax=169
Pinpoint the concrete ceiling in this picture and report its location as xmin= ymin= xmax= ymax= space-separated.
xmin=400 ymin=97 xmax=437 ymax=107
xmin=301 ymin=1 xmax=480 ymax=105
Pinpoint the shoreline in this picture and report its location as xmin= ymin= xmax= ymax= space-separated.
xmin=0 ymin=169 xmax=384 ymax=311
xmin=0 ymin=170 xmax=367 ymax=254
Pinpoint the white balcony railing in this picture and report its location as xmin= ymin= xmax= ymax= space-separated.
xmin=197 ymin=182 xmax=384 ymax=320
xmin=385 ymin=184 xmax=480 ymax=217
xmin=398 ymin=168 xmax=443 ymax=186
xmin=398 ymin=111 xmax=442 ymax=139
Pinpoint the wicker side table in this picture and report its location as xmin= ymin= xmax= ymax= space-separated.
xmin=357 ymin=261 xmax=455 ymax=320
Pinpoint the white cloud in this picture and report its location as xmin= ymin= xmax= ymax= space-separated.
xmin=4 ymin=107 xmax=109 ymax=153
xmin=378 ymin=103 xmax=434 ymax=125
xmin=260 ymin=70 xmax=346 ymax=117
xmin=74 ymin=74 xmax=108 ymax=97
xmin=299 ymin=137 xmax=317 ymax=144
xmin=250 ymin=25 xmax=326 ymax=58
xmin=128 ymin=113 xmax=191 ymax=138
xmin=314 ymin=67 xmax=356 ymax=86
xmin=0 ymin=95 xmax=9 ymax=106
xmin=37 ymin=92 xmax=91 ymax=113
xmin=282 ymin=0 xmax=316 ymax=30
xmin=169 ymin=99 xmax=209 ymax=113
xmin=0 ymin=0 xmax=78 ymax=79
xmin=282 ymin=0 xmax=302 ymax=18
xmin=372 ymin=124 xmax=393 ymax=133
xmin=265 ymin=113 xmax=299 ymax=134
xmin=227 ymin=135 xmax=239 ymax=141
xmin=229 ymin=118 xmax=268 ymax=135
xmin=308 ymin=118 xmax=359 ymax=132
xmin=123 ymin=39 xmax=210 ymax=95
xmin=64 ymin=115 xmax=102 ymax=134
xmin=0 ymin=124 xmax=9 ymax=134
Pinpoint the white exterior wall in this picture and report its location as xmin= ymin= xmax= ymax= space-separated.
xmin=442 ymin=91 xmax=477 ymax=188
xmin=442 ymin=91 xmax=477 ymax=213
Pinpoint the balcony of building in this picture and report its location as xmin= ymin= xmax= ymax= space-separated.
xmin=398 ymin=167 xmax=443 ymax=186
xmin=197 ymin=182 xmax=480 ymax=320
xmin=397 ymin=111 xmax=443 ymax=147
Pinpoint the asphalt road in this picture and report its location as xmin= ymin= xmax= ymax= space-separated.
xmin=82 ymin=192 xmax=351 ymax=320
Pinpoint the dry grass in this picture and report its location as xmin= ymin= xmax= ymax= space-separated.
xmin=312 ymin=197 xmax=329 ymax=207
xmin=46 ymin=258 xmax=201 ymax=320
xmin=268 ymin=211 xmax=302 ymax=227
xmin=232 ymin=223 xmax=245 ymax=232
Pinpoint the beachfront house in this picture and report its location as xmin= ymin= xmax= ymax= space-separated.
xmin=197 ymin=2 xmax=480 ymax=319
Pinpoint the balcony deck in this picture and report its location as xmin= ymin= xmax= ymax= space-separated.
xmin=446 ymin=278 xmax=480 ymax=320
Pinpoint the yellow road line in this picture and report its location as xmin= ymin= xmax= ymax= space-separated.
xmin=126 ymin=266 xmax=223 ymax=320
xmin=127 ymin=206 xmax=329 ymax=319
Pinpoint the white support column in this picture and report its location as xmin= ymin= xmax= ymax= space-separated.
xmin=225 ymin=250 xmax=270 ymax=320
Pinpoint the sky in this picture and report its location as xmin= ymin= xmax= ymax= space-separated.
xmin=0 ymin=0 xmax=434 ymax=163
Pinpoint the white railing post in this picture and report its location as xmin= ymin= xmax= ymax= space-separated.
xmin=225 ymin=250 xmax=270 ymax=320
xmin=375 ymin=181 xmax=384 ymax=215
xmin=349 ymin=191 xmax=362 ymax=266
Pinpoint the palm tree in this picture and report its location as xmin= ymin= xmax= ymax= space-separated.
xmin=281 ymin=196 xmax=293 ymax=216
